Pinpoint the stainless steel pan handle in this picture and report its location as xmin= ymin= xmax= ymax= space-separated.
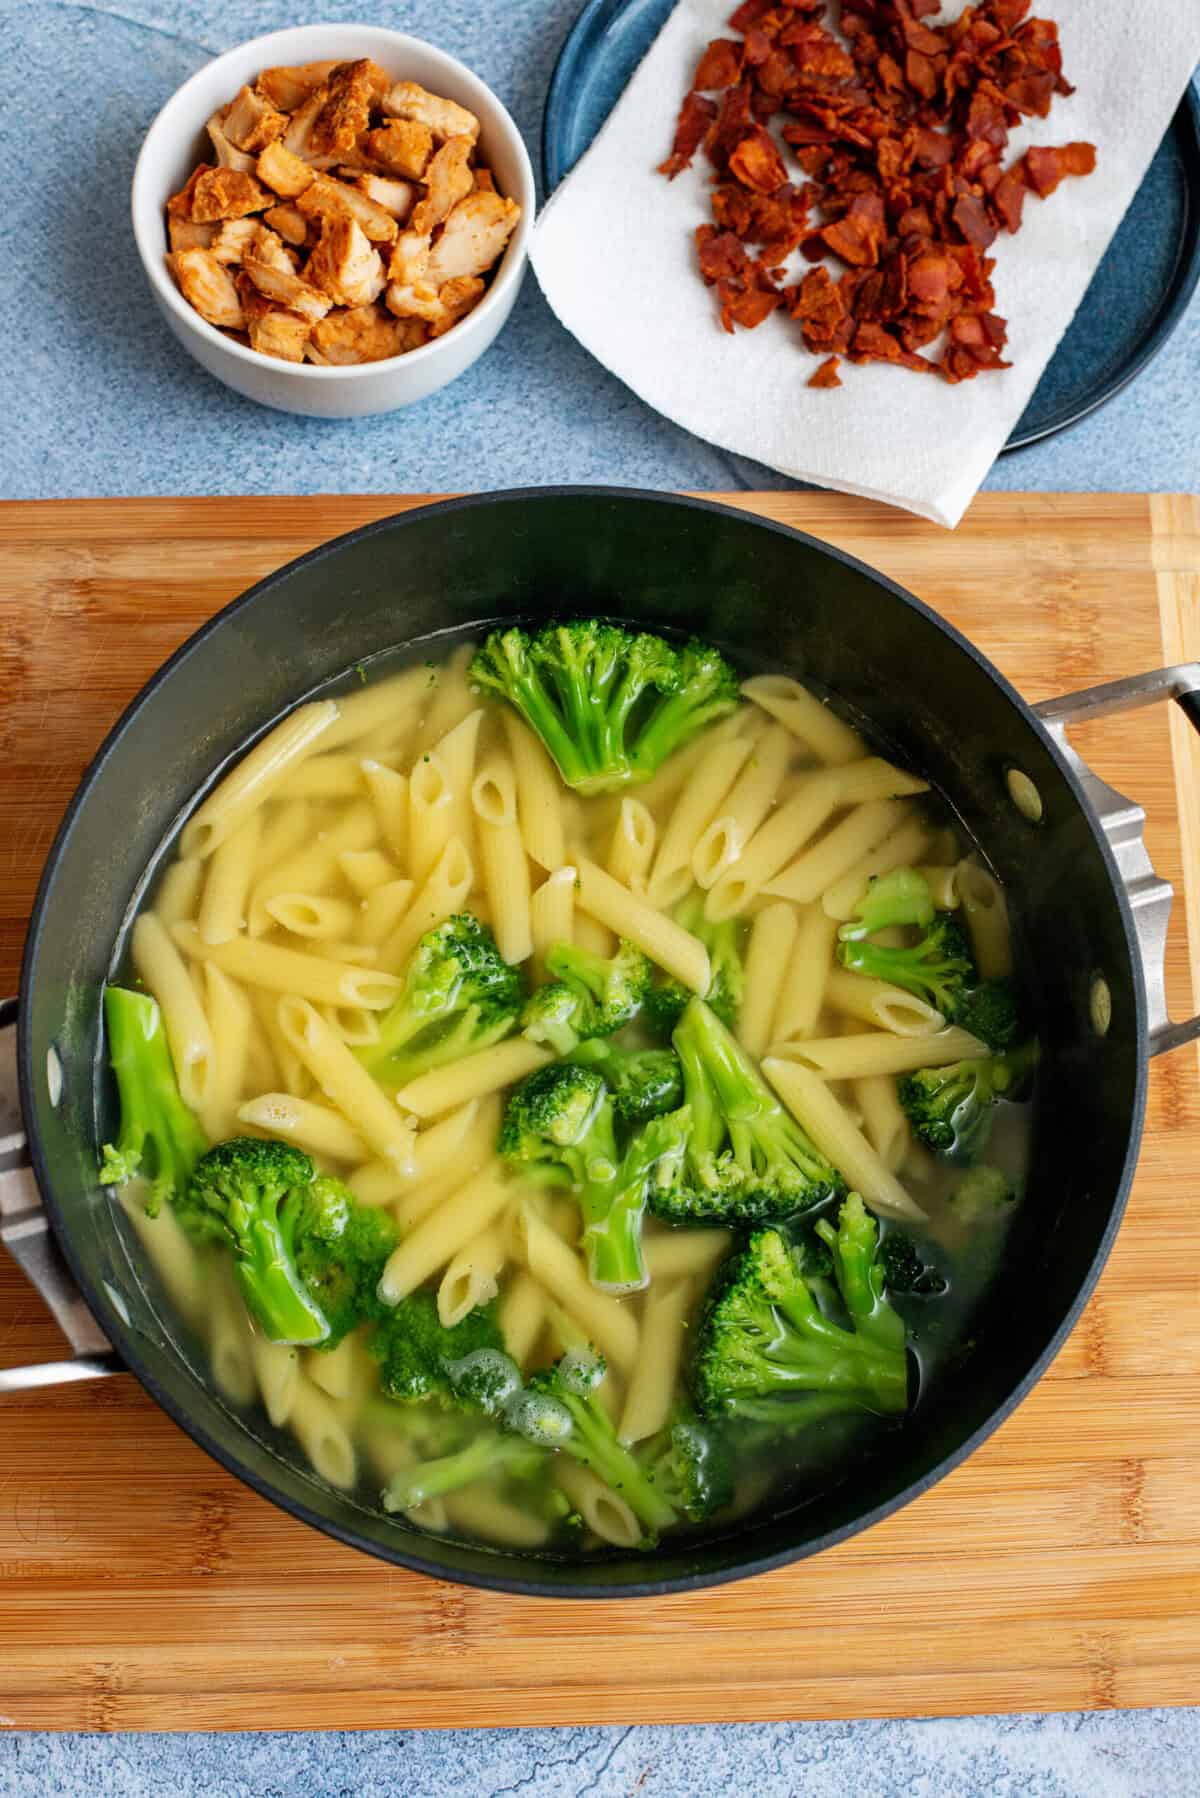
xmin=1036 ymin=663 xmax=1200 ymax=1059
xmin=0 ymin=1003 xmax=121 ymax=1392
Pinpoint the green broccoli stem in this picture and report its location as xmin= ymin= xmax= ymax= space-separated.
xmin=815 ymin=1192 xmax=906 ymax=1357
xmin=561 ymin=1391 xmax=678 ymax=1534
xmin=503 ymin=664 xmax=593 ymax=791
xmin=99 ymin=986 xmax=208 ymax=1207
xmin=380 ymin=1431 xmax=544 ymax=1513
xmin=573 ymin=1104 xmax=648 ymax=1295
xmin=233 ymin=1202 xmax=331 ymax=1347
xmin=755 ymin=1276 xmax=908 ymax=1412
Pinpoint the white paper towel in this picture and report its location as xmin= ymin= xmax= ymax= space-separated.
xmin=532 ymin=1 xmax=1200 ymax=526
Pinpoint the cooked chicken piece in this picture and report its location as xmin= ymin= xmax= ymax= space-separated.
xmin=309 ymin=60 xmax=378 ymax=157
xmin=354 ymin=173 xmax=415 ymax=221
xmin=256 ymin=139 xmax=315 ymax=199
xmin=171 ymin=248 xmax=245 ymax=329
xmin=296 ymin=175 xmax=398 ymax=244
xmin=211 ymin=217 xmax=260 ymax=264
xmin=242 ymin=255 xmax=332 ymax=321
xmin=168 ymin=215 xmax=217 ymax=252
xmin=473 ymin=167 xmax=496 ymax=194
xmin=223 ymin=84 xmax=288 ymax=153
xmin=167 ymin=164 xmax=210 ymax=219
xmin=257 ymin=60 xmax=340 ymax=113
xmin=383 ymin=81 xmax=479 ymax=145
xmin=310 ymin=303 xmax=414 ymax=364
xmin=384 ymin=275 xmax=483 ymax=335
xmin=283 ymin=89 xmax=339 ymax=170
xmin=190 ymin=166 xmax=271 ymax=223
xmin=364 ymin=120 xmax=433 ymax=180
xmin=410 ymin=137 xmax=474 ymax=235
xmin=307 ymin=216 xmax=387 ymax=308
xmin=251 ymin=225 xmax=297 ymax=272
xmin=264 ymin=202 xmax=309 ymax=246
xmin=387 ymin=229 xmax=431 ymax=284
xmin=246 ymin=305 xmax=313 ymax=363
xmin=206 ymin=111 xmax=257 ymax=174
xmin=424 ymin=192 xmax=520 ymax=284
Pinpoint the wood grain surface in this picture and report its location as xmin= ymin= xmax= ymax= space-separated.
xmin=1 ymin=491 xmax=1199 ymax=1732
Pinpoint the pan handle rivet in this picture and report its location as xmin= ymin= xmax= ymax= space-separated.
xmin=1006 ymin=768 xmax=1043 ymax=823
xmin=1090 ymin=974 xmax=1112 ymax=1037
xmin=46 ymin=1046 xmax=63 ymax=1107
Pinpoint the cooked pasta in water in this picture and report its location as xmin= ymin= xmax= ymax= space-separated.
xmin=100 ymin=623 xmax=1038 ymax=1555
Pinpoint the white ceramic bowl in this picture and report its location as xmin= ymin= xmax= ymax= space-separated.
xmin=131 ymin=24 xmax=535 ymax=417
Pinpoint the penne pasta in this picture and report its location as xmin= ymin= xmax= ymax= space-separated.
xmin=277 ymin=996 xmax=416 ymax=1171
xmin=556 ymin=1461 xmax=642 ymax=1549
xmin=378 ymin=1163 xmax=512 ymax=1302
xmin=415 ymin=643 xmax=479 ymax=749
xmin=825 ymin=967 xmax=945 ymax=1037
xmin=619 ymin=1278 xmax=693 ymax=1445
xmin=772 ymin=905 xmax=839 ymax=1042
xmin=132 ymin=913 xmax=213 ymax=1111
xmin=347 ymin=1098 xmax=480 ymax=1208
xmin=183 ymin=700 xmax=339 ymax=857
xmin=741 ymin=674 xmax=864 ymax=764
xmin=391 ymin=1096 xmax=502 ymax=1228
xmin=394 ymin=1039 xmax=553 ymax=1119
xmin=197 ymin=813 xmax=262 ymax=946
xmin=248 ymin=799 xmax=377 ymax=933
xmin=762 ymin=1057 xmax=925 ymax=1221
xmin=200 ymin=962 xmax=253 ymax=1142
xmin=690 ymin=722 xmax=793 ymax=891
xmin=237 ymin=1091 xmax=368 ymax=1163
xmin=361 ymin=761 xmax=409 ymax=865
xmin=472 ymin=754 xmax=533 ymax=964
xmin=705 ymin=772 xmax=842 ymax=919
xmin=821 ymin=817 xmax=932 ymax=920
xmin=173 ymin=920 xmax=401 ymax=1010
xmin=118 ymin=1187 xmax=205 ymax=1328
xmin=320 ymin=665 xmax=429 ymax=752
xmin=437 ymin=1225 xmax=507 ymax=1327
xmin=357 ymin=878 xmax=415 ymax=949
xmin=608 ymin=798 xmax=658 ymax=894
xmin=768 ymin=1024 xmax=988 ymax=1080
xmin=956 ymin=859 xmax=1013 ymax=978
xmin=503 ymin=712 xmax=566 ymax=872
xmin=642 ymin=1228 xmax=731 ymax=1281
xmin=277 ymin=753 xmax=368 ymax=800
xmin=852 ymin=1074 xmax=912 ymax=1173
xmin=575 ymin=859 xmax=710 ymax=993
xmin=834 ymin=757 xmax=930 ymax=805
xmin=378 ymin=838 xmax=473 ymax=971
xmin=515 ymin=1201 xmax=638 ymax=1373
xmin=739 ymin=901 xmax=800 ymax=1057
xmin=338 ymin=849 xmax=399 ymax=897
xmin=498 ymin=1270 xmax=548 ymax=1368
xmin=407 ymin=750 xmax=453 ymax=887
xmin=288 ymin=1376 xmax=358 ymax=1488
xmin=443 ymin=1488 xmax=550 ymax=1550
xmin=764 ymin=799 xmax=911 ymax=906
xmin=253 ymin=799 xmax=314 ymax=873
xmin=248 ymin=1328 xmax=301 ymax=1428
xmin=914 ymin=864 xmax=960 ymax=909
xmin=155 ymin=856 xmax=205 ymax=930
xmin=431 ymin=707 xmax=484 ymax=860
xmin=262 ymin=892 xmax=358 ymax=940
xmin=646 ymin=734 xmax=752 ymax=907
xmin=305 ymin=1334 xmax=360 ymax=1402
xmin=208 ymin=1269 xmax=258 ymax=1407
xmin=530 ymin=866 xmax=576 ymax=981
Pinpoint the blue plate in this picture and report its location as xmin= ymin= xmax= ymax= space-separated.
xmin=542 ymin=1 xmax=1200 ymax=452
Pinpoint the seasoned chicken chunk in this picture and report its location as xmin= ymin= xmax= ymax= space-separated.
xmin=473 ymin=167 xmax=496 ymax=194
xmin=256 ymin=139 xmax=315 ymax=199
xmin=384 ymin=274 xmax=483 ymax=336
xmin=167 ymin=164 xmax=210 ymax=219
xmin=264 ymin=202 xmax=309 ymax=246
xmin=424 ymin=192 xmax=520 ymax=284
xmin=364 ymin=120 xmax=433 ymax=181
xmin=242 ymin=255 xmax=332 ymax=321
xmin=190 ymin=166 xmax=270 ymax=224
xmin=383 ymin=81 xmax=479 ymax=145
xmin=283 ymin=89 xmax=339 ymax=170
xmin=206 ymin=111 xmax=257 ymax=174
xmin=168 ymin=215 xmax=217 ymax=252
xmin=310 ymin=303 xmax=414 ymax=364
xmin=307 ymin=216 xmax=386 ymax=308
xmin=210 ymin=217 xmax=260 ymax=264
xmin=309 ymin=59 xmax=379 ymax=156
xmin=245 ymin=301 xmax=313 ymax=362
xmin=170 ymin=248 xmax=245 ymax=329
xmin=353 ymin=173 xmax=415 ymax=221
xmin=223 ymin=84 xmax=288 ymax=153
xmin=257 ymin=60 xmax=340 ymax=112
xmin=297 ymin=175 xmax=398 ymax=244
xmin=387 ymin=229 xmax=431 ymax=284
xmin=409 ymin=137 xmax=474 ymax=235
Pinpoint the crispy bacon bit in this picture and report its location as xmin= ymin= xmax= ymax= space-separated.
xmin=659 ymin=91 xmax=718 ymax=178
xmin=660 ymin=0 xmax=1095 ymax=385
xmin=808 ymin=355 xmax=842 ymax=387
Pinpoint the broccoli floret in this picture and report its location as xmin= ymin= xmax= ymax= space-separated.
xmin=648 ymin=998 xmax=843 ymax=1226
xmin=837 ymin=868 xmax=935 ymax=942
xmin=644 ymin=895 xmax=743 ymax=1034
xmin=953 ymin=976 xmax=1021 ymax=1052
xmin=898 ymin=1040 xmax=1039 ymax=1161
xmin=880 ymin=1232 xmax=948 ymax=1297
xmin=839 ymin=912 xmax=974 ymax=1016
xmin=443 ymin=1346 xmax=525 ymax=1416
xmin=180 ymin=1138 xmax=330 ymax=1345
xmin=506 ymin=1350 xmax=678 ymax=1543
xmin=469 ymin=621 xmax=738 ymax=795
xmin=380 ymin=1427 xmax=547 ymax=1515
xmin=371 ymin=1292 xmax=505 ymax=1405
xmin=499 ymin=1063 xmax=689 ymax=1292
xmin=951 ymin=1163 xmax=1016 ymax=1224
xmin=287 ymin=1175 xmax=398 ymax=1350
xmin=691 ymin=1196 xmax=909 ymax=1424
xmin=361 ymin=915 xmax=525 ymax=1091
xmin=521 ymin=938 xmax=652 ymax=1055
xmin=98 ymin=987 xmax=208 ymax=1213
xmin=641 ymin=1414 xmax=735 ymax=1523
xmin=570 ymin=1040 xmax=684 ymax=1122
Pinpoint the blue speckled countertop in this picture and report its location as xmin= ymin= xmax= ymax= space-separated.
xmin=2 ymin=0 xmax=1199 ymax=1786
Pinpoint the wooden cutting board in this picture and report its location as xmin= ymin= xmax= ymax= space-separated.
xmin=2 ymin=492 xmax=1199 ymax=1732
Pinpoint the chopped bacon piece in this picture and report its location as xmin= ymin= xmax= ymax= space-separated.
xmin=694 ymin=39 xmax=744 ymax=89
xmin=1023 ymin=141 xmax=1097 ymax=197
xmin=808 ymin=355 xmax=842 ymax=387
xmin=729 ymin=125 xmax=789 ymax=192
xmin=659 ymin=91 xmax=718 ymax=178
xmin=952 ymin=192 xmax=998 ymax=249
xmin=992 ymin=169 xmax=1026 ymax=232
xmin=697 ymin=225 xmax=751 ymax=283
